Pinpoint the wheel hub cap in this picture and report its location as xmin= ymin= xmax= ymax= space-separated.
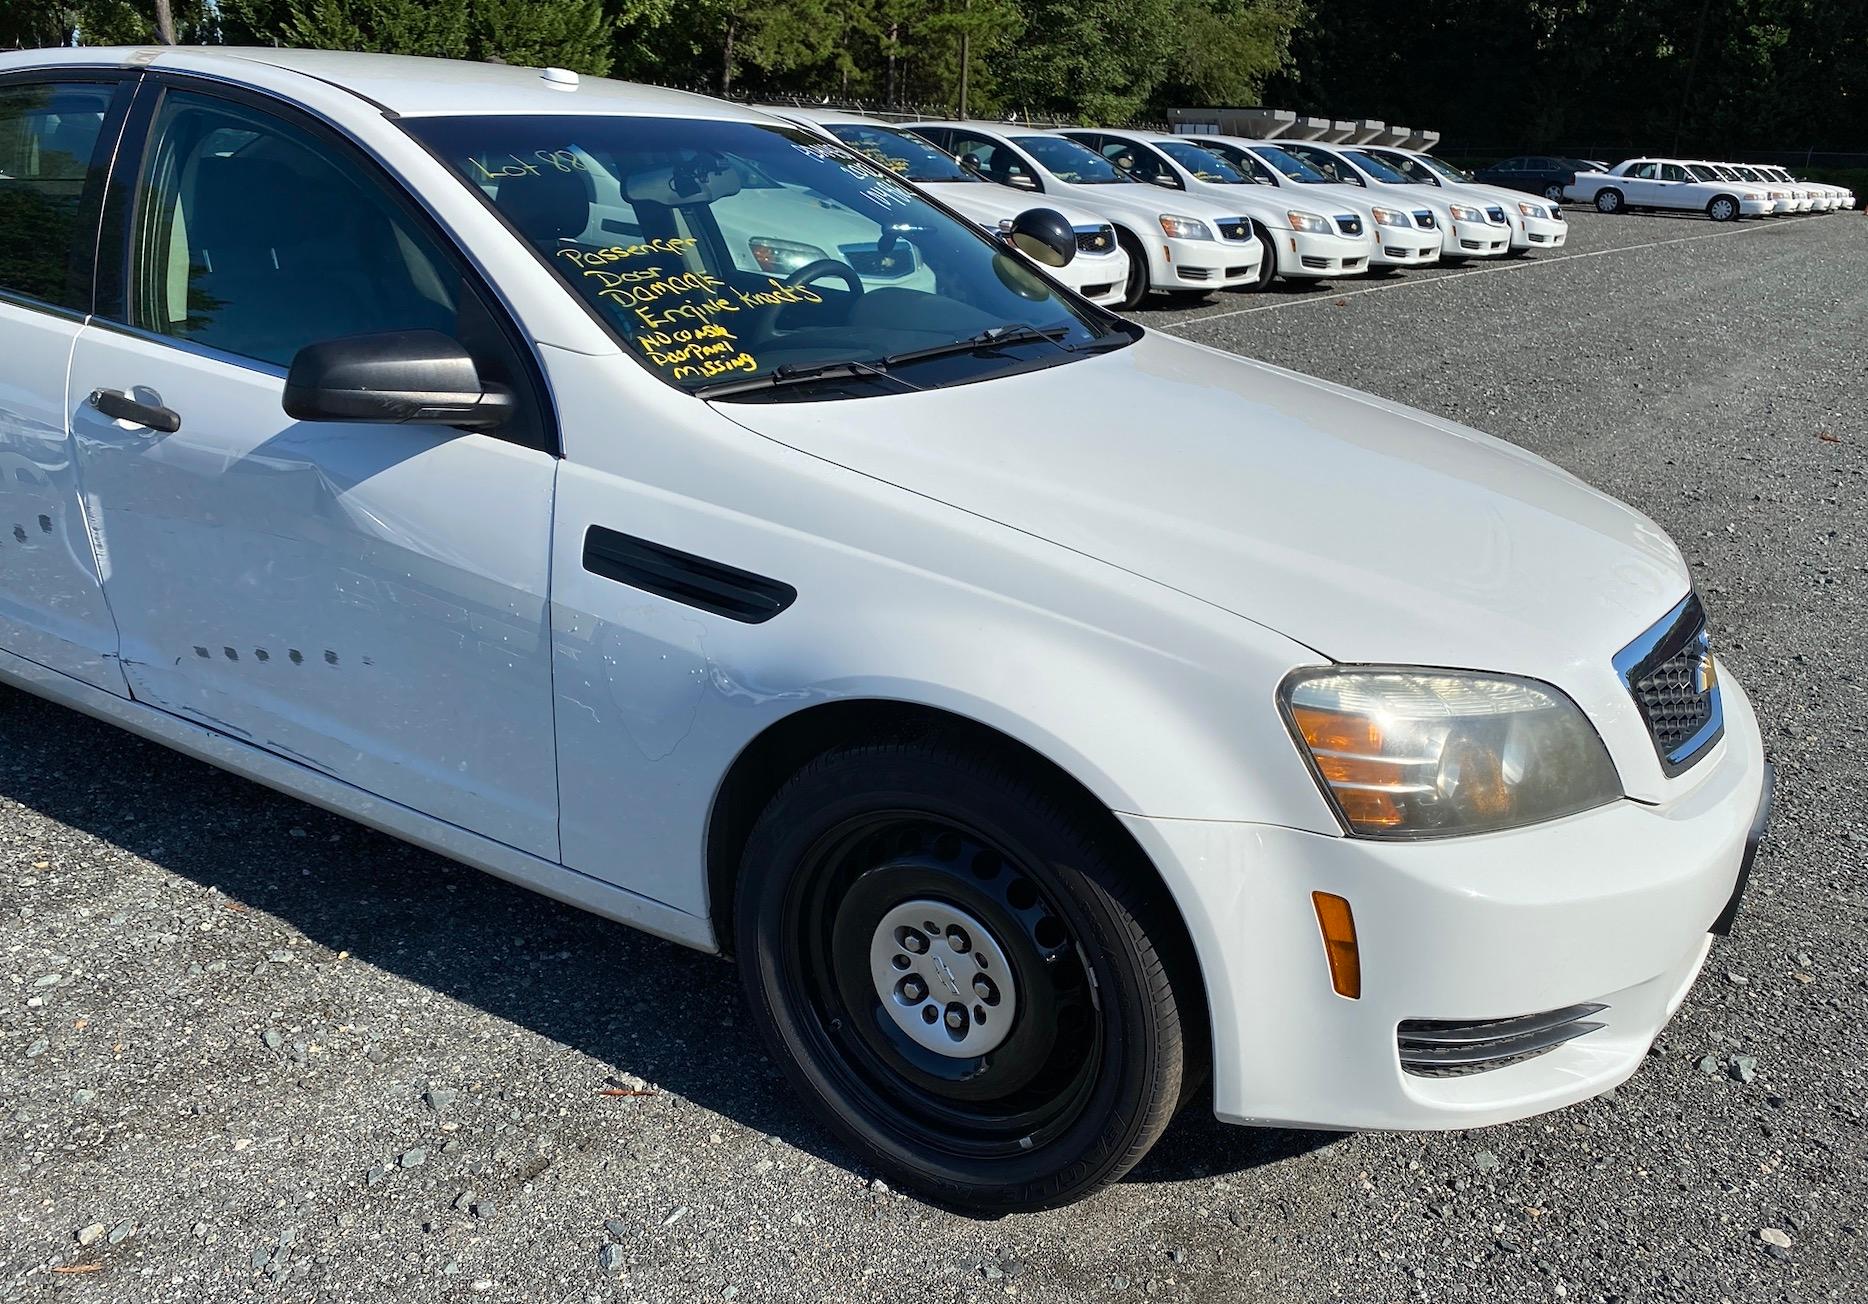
xmin=870 ymin=899 xmax=1017 ymax=1057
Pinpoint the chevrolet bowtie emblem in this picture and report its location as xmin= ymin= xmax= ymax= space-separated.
xmin=1693 ymin=649 xmax=1718 ymax=696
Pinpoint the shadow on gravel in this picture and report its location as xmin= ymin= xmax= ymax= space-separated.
xmin=0 ymin=688 xmax=1327 ymax=1207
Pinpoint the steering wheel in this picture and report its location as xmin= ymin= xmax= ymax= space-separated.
xmin=750 ymin=258 xmax=864 ymax=342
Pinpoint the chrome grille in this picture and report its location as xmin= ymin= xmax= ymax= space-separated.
xmin=1073 ymin=223 xmax=1116 ymax=255
xmin=1214 ymin=218 xmax=1255 ymax=242
xmin=1333 ymin=213 xmax=1363 ymax=236
xmin=1615 ymin=593 xmax=1723 ymax=775
xmin=1485 ymin=204 xmax=1507 ymax=223
xmin=1412 ymin=209 xmax=1436 ymax=228
xmin=1399 ymin=1004 xmax=1607 ymax=1077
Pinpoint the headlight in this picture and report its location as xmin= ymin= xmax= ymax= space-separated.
xmin=1369 ymin=206 xmax=1410 ymax=227
xmin=1279 ymin=668 xmax=1621 ymax=838
xmin=1286 ymin=210 xmax=1331 ymax=234
xmin=1516 ymin=200 xmax=1548 ymax=219
xmin=748 ymin=236 xmax=830 ymax=274
xmin=1158 ymin=214 xmax=1212 ymax=240
xmin=1447 ymin=203 xmax=1483 ymax=222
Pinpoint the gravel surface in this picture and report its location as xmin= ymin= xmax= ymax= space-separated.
xmin=4 ymin=208 xmax=1865 ymax=1302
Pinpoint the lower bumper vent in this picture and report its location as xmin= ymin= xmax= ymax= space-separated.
xmin=1397 ymin=1003 xmax=1606 ymax=1077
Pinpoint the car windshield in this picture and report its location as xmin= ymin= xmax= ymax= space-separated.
xmin=1155 ymin=140 xmax=1248 ymax=183
xmin=1343 ymin=149 xmax=1418 ymax=183
xmin=821 ymin=122 xmax=974 ymax=183
xmin=407 ymin=115 xmax=1126 ymax=401
xmin=1241 ymin=143 xmax=1331 ymax=183
xmin=1011 ymin=135 xmax=1131 ymax=184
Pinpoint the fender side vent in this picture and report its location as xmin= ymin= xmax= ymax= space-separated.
xmin=1398 ymin=1003 xmax=1607 ymax=1077
xmin=583 ymin=526 xmax=796 ymax=624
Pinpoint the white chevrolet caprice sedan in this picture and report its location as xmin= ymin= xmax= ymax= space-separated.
xmin=764 ymin=107 xmax=1131 ymax=307
xmin=906 ymin=121 xmax=1265 ymax=308
xmin=0 ymin=47 xmax=1771 ymax=1212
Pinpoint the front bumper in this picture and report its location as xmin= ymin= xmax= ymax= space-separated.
xmin=1119 ymin=666 xmax=1769 ymax=1132
xmin=1277 ymin=227 xmax=1372 ymax=278
xmin=1061 ymin=251 xmax=1129 ymax=306
xmin=1158 ymin=234 xmax=1261 ymax=290
xmin=1741 ymin=198 xmax=1775 ymax=217
xmin=1510 ymin=213 xmax=1567 ymax=251
xmin=1367 ymin=223 xmax=1440 ymax=266
xmin=1448 ymin=218 xmax=1511 ymax=257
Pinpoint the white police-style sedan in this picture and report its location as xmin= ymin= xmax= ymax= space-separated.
xmin=0 ymin=46 xmax=1769 ymax=1211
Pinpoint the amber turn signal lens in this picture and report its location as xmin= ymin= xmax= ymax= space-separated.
xmin=1311 ymin=891 xmax=1361 ymax=1000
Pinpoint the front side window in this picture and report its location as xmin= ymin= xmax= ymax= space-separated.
xmin=947 ymin=133 xmax=1037 ymax=188
xmin=126 ymin=89 xmax=545 ymax=445
xmin=1661 ymin=164 xmax=1691 ymax=182
xmin=1098 ymin=139 xmax=1177 ymax=187
xmin=407 ymin=115 xmax=1126 ymax=401
xmin=0 ymin=80 xmax=116 ymax=309
xmin=1156 ymin=140 xmax=1247 ymax=184
xmin=1010 ymin=135 xmax=1129 ymax=185
xmin=133 ymin=91 xmax=454 ymax=365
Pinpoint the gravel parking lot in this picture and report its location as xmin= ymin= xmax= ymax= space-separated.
xmin=4 ymin=208 xmax=1864 ymax=1303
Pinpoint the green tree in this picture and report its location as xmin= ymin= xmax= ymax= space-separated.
xmin=1157 ymin=0 xmax=1305 ymax=108
xmin=278 ymin=0 xmax=472 ymax=58
xmin=2 ymin=0 xmax=79 ymax=49
xmin=476 ymin=0 xmax=613 ymax=74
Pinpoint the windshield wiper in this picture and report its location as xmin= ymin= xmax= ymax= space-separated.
xmin=882 ymin=323 xmax=1076 ymax=369
xmin=694 ymin=358 xmax=920 ymax=400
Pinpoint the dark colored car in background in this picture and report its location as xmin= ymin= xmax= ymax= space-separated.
xmin=1473 ymin=156 xmax=1590 ymax=201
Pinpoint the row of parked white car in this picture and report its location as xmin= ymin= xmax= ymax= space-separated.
xmin=765 ymin=109 xmax=1581 ymax=309
xmin=1565 ymin=157 xmax=1855 ymax=221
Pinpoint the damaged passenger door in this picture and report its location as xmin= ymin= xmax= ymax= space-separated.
xmin=66 ymin=77 xmax=562 ymax=859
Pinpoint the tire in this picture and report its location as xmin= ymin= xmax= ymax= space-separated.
xmin=1114 ymin=230 xmax=1150 ymax=311
xmin=1543 ymin=183 xmax=1565 ymax=202
xmin=735 ymin=736 xmax=1192 ymax=1213
xmin=1707 ymin=195 xmax=1739 ymax=223
xmin=1250 ymin=220 xmax=1277 ymax=291
xmin=1595 ymin=188 xmax=1624 ymax=214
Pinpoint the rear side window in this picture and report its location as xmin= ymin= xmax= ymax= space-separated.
xmin=0 ymin=81 xmax=116 ymax=310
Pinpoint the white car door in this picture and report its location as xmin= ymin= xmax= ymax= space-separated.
xmin=0 ymin=72 xmax=133 ymax=694
xmin=65 ymin=80 xmax=562 ymax=858
xmin=1620 ymin=162 xmax=1661 ymax=206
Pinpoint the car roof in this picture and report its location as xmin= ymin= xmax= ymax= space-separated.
xmin=0 ymin=46 xmax=771 ymax=122
xmin=912 ymin=121 xmax=1073 ymax=139
xmin=765 ymin=106 xmax=898 ymax=130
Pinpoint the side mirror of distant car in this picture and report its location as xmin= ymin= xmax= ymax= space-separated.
xmin=283 ymin=330 xmax=515 ymax=430
xmin=1008 ymin=172 xmax=1039 ymax=190
xmin=1003 ymin=206 xmax=1077 ymax=268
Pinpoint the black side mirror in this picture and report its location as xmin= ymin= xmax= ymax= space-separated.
xmin=1002 ymin=206 xmax=1077 ymax=268
xmin=283 ymin=330 xmax=513 ymax=430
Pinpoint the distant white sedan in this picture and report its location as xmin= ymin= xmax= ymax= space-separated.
xmin=767 ymin=108 xmax=1131 ymax=306
xmin=1566 ymin=159 xmax=1774 ymax=221
xmin=1357 ymin=146 xmax=1567 ymax=256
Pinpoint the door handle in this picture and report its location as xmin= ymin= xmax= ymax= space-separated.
xmin=89 ymin=388 xmax=181 ymax=433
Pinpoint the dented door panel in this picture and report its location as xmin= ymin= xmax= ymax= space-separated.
xmin=66 ymin=326 xmax=561 ymax=859
xmin=0 ymin=300 xmax=125 ymax=693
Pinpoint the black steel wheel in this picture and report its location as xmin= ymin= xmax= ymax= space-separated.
xmin=736 ymin=736 xmax=1192 ymax=1211
xmin=1115 ymin=229 xmax=1151 ymax=310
